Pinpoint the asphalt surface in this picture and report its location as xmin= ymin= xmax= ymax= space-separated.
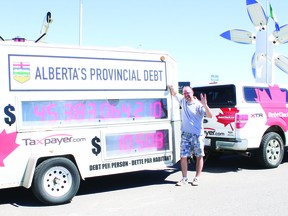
xmin=1 ymin=153 xmax=288 ymax=216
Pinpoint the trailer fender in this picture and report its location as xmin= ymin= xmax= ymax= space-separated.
xmin=22 ymin=155 xmax=39 ymax=188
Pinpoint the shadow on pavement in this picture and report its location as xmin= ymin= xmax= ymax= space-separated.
xmin=0 ymin=167 xmax=179 ymax=207
xmin=203 ymin=151 xmax=288 ymax=173
xmin=1 ymin=153 xmax=287 ymax=207
xmin=77 ymin=167 xmax=178 ymax=196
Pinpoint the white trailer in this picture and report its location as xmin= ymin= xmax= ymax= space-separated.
xmin=0 ymin=41 xmax=181 ymax=205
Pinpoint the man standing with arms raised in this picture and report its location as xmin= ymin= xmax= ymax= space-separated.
xmin=169 ymin=85 xmax=212 ymax=186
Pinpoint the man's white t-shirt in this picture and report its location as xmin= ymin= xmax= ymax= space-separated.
xmin=176 ymin=94 xmax=206 ymax=136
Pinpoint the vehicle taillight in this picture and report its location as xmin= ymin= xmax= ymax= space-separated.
xmin=235 ymin=114 xmax=248 ymax=129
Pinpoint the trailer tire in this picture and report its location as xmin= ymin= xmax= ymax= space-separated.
xmin=32 ymin=157 xmax=80 ymax=205
xmin=258 ymin=132 xmax=284 ymax=169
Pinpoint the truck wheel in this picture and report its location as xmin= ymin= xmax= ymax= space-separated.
xmin=258 ymin=132 xmax=284 ymax=169
xmin=32 ymin=157 xmax=80 ymax=205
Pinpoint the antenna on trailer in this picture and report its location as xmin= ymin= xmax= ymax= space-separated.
xmin=35 ymin=12 xmax=53 ymax=43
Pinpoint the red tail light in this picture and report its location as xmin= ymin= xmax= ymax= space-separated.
xmin=235 ymin=114 xmax=248 ymax=129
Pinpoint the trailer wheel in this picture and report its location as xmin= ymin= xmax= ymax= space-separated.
xmin=258 ymin=132 xmax=284 ymax=169
xmin=32 ymin=157 xmax=80 ymax=205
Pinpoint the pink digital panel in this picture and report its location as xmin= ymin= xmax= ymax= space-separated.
xmin=105 ymin=129 xmax=169 ymax=157
xmin=21 ymin=98 xmax=168 ymax=126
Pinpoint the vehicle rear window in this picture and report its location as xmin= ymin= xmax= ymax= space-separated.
xmin=193 ymin=85 xmax=236 ymax=108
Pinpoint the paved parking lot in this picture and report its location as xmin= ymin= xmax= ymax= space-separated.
xmin=1 ymin=154 xmax=288 ymax=216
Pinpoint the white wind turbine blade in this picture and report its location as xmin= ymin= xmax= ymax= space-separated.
xmin=272 ymin=24 xmax=288 ymax=44
xmin=275 ymin=54 xmax=288 ymax=74
xmin=246 ymin=0 xmax=267 ymax=30
xmin=251 ymin=52 xmax=256 ymax=78
xmin=220 ymin=29 xmax=255 ymax=44
xmin=252 ymin=52 xmax=268 ymax=82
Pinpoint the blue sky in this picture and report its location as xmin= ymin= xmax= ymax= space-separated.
xmin=1 ymin=0 xmax=288 ymax=86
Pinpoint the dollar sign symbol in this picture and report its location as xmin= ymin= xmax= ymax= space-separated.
xmin=4 ymin=104 xmax=16 ymax=126
xmin=91 ymin=136 xmax=101 ymax=156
